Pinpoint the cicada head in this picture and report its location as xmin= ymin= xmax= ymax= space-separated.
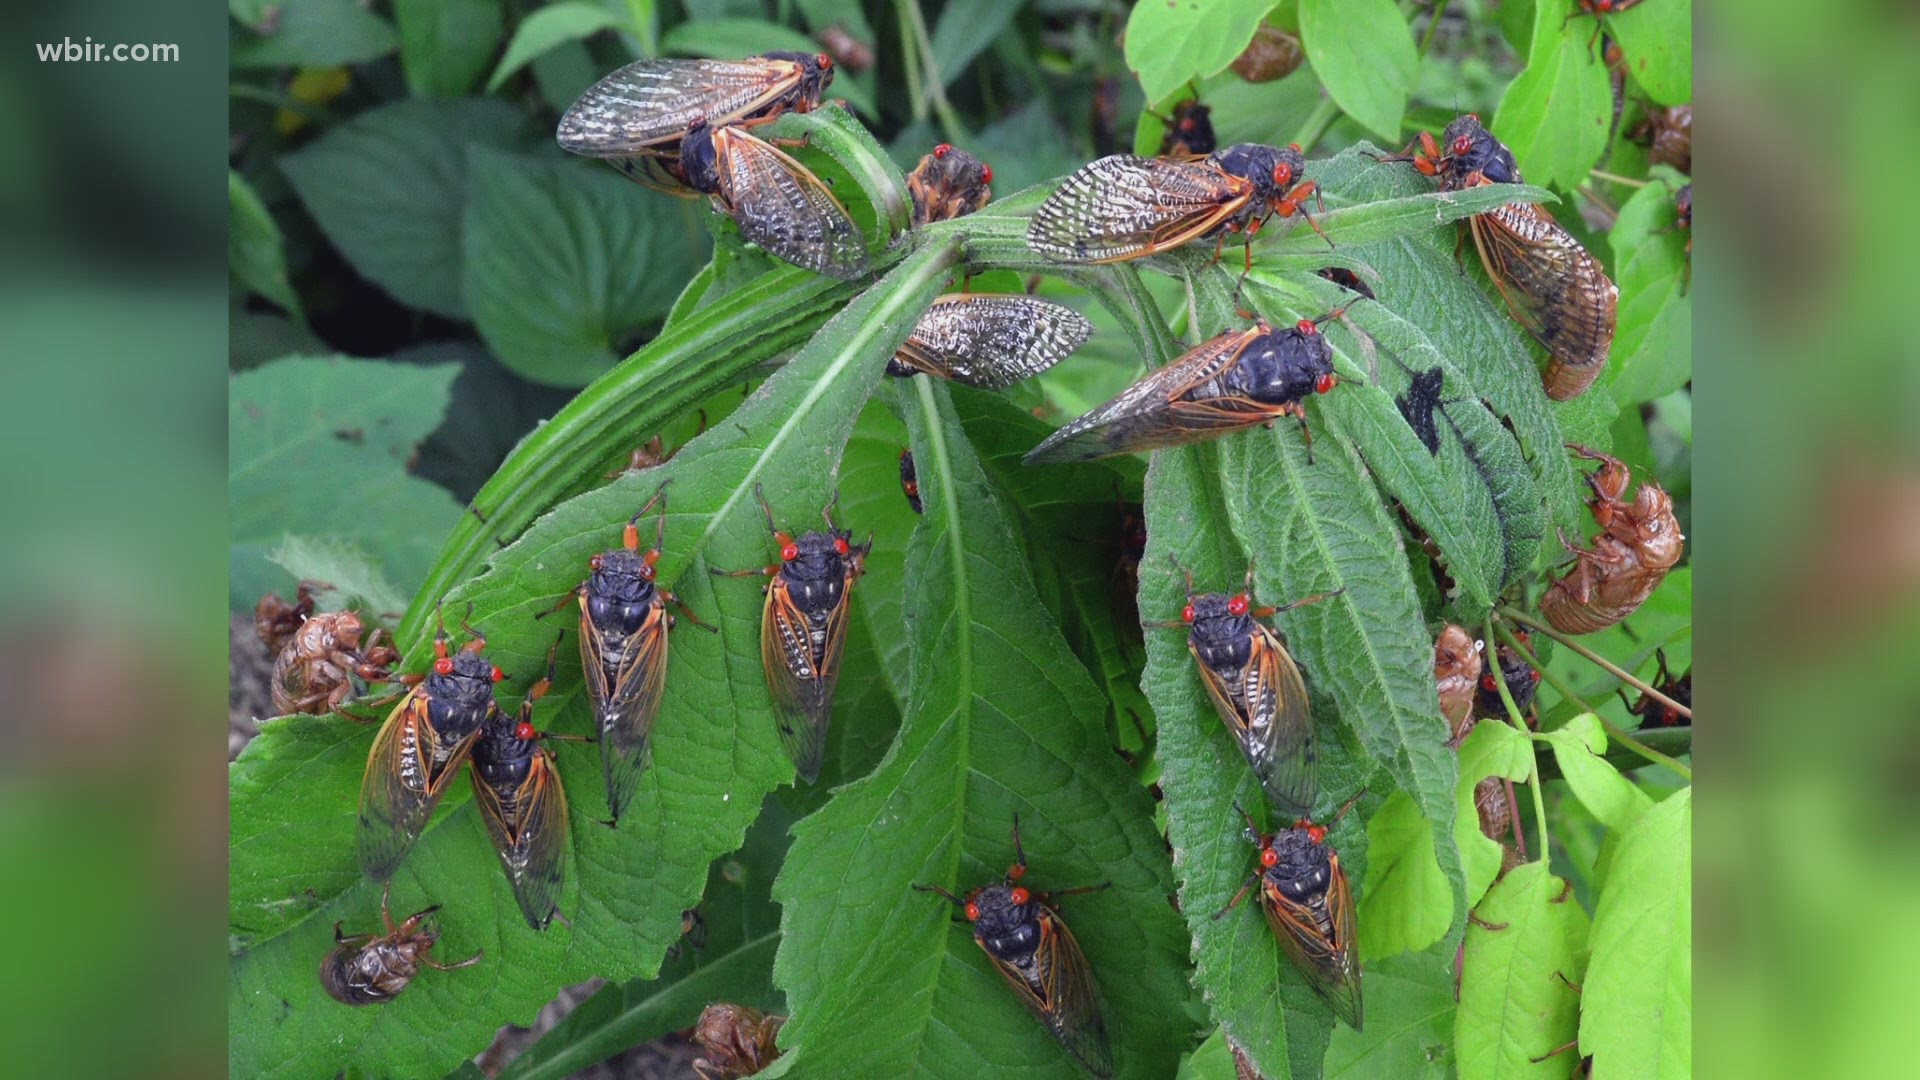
xmin=679 ymin=120 xmax=723 ymax=194
xmin=967 ymin=882 xmax=1044 ymax=963
xmin=759 ymin=49 xmax=835 ymax=100
xmin=1475 ymin=642 xmax=1541 ymax=718
xmin=1437 ymin=114 xmax=1520 ymax=186
xmin=587 ymin=547 xmax=659 ymax=606
xmin=1262 ymin=825 xmax=1337 ymax=904
xmin=1209 ymin=142 xmax=1303 ymax=204
xmin=778 ymin=530 xmax=858 ymax=614
xmin=1184 ymin=592 xmax=1257 ymax=669
xmin=424 ymin=651 xmax=503 ymax=727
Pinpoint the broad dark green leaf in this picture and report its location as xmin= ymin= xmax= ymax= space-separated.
xmin=1605 ymin=0 xmax=1691 ymax=106
xmin=395 ymin=0 xmax=504 ymax=97
xmin=1578 ymin=787 xmax=1690 ymax=1078
xmin=228 ymin=357 xmax=462 ymax=611
xmin=1455 ymin=862 xmax=1587 ymax=1080
xmin=929 ymin=0 xmax=1025 ymax=88
xmin=1298 ymin=0 xmax=1418 ymax=143
xmin=1325 ymin=950 xmax=1457 ymax=1078
xmin=1124 ymin=0 xmax=1280 ymax=105
xmin=280 ymin=98 xmax=527 ymax=319
xmin=461 ymin=147 xmax=708 ymax=387
xmin=1604 ymin=171 xmax=1691 ymax=406
xmin=773 ymin=378 xmax=1194 ymax=1078
xmin=229 ymin=171 xmax=301 ymax=319
xmin=1492 ymin=5 xmax=1613 ymax=190
xmin=486 ymin=1 xmax=625 ymax=91
xmin=231 ymin=0 xmax=399 ymax=69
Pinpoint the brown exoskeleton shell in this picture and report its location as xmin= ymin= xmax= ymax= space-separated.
xmin=271 ymin=609 xmax=398 ymax=716
xmin=320 ymin=884 xmax=480 ymax=1005
xmin=692 ymin=1003 xmax=785 ymax=1078
xmin=1540 ymin=445 xmax=1684 ymax=634
xmin=1433 ymin=624 xmax=1482 ymax=740
xmin=255 ymin=581 xmax=318 ymax=655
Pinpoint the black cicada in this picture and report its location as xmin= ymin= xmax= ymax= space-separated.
xmin=1156 ymin=561 xmax=1337 ymax=816
xmin=469 ymin=638 xmax=571 ymax=930
xmin=908 ymin=143 xmax=993 ymax=226
xmin=1023 ymin=309 xmax=1344 ymax=465
xmin=1386 ymin=114 xmax=1616 ymax=400
xmin=899 ymin=449 xmax=923 ymax=515
xmin=886 ymin=293 xmax=1093 ymax=389
xmin=1026 ymin=142 xmax=1326 ymax=268
xmin=320 ymin=882 xmax=480 ymax=1006
xmin=547 ymin=481 xmax=710 ymax=823
xmin=1157 ymin=99 xmax=1216 ymax=158
xmin=713 ymin=485 xmax=870 ymax=783
xmin=1316 ymin=266 xmax=1376 ymax=301
xmin=1625 ymin=647 xmax=1691 ymax=728
xmin=1472 ymin=632 xmax=1542 ymax=722
xmin=678 ymin=120 xmax=868 ymax=279
xmin=1216 ymin=800 xmax=1364 ymax=1029
xmin=357 ymin=606 xmax=503 ymax=881
xmin=557 ymin=51 xmax=835 ymax=166
xmin=915 ymin=816 xmax=1113 ymax=1078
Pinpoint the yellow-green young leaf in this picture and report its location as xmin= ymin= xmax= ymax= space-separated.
xmin=1581 ymin=787 xmax=1690 ymax=1077
xmin=1603 ymin=0 xmax=1691 ymax=106
xmin=1176 ymin=1027 xmax=1238 ymax=1080
xmin=1455 ymin=721 xmax=1534 ymax=908
xmin=1326 ymin=949 xmax=1458 ymax=1078
xmin=395 ymin=0 xmax=502 ymax=97
xmin=1456 ymin=863 xmax=1588 ymax=1080
xmin=1125 ymin=0 xmax=1281 ymax=105
xmin=1539 ymin=714 xmax=1653 ymax=832
xmin=1358 ymin=792 xmax=1451 ymax=961
xmin=229 ymin=171 xmax=301 ymax=319
xmin=1492 ymin=4 xmax=1613 ymax=190
xmin=487 ymin=1 xmax=624 ymax=92
xmin=1604 ymin=170 xmax=1691 ymax=406
xmin=1298 ymin=0 xmax=1419 ymax=143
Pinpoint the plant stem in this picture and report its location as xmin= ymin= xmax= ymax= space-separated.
xmin=1495 ymin=622 xmax=1695 ymax=782
xmin=894 ymin=0 xmax=927 ymax=124
xmin=1589 ymin=168 xmax=1648 ymax=188
xmin=1486 ymin=617 xmax=1550 ymax=864
xmin=897 ymin=0 xmax=968 ymax=140
xmin=1291 ymin=97 xmax=1341 ymax=155
xmin=1499 ymin=607 xmax=1691 ymax=720
xmin=1419 ymin=0 xmax=1452 ymax=58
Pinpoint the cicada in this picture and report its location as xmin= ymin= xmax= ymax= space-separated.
xmin=1472 ymin=632 xmax=1541 ymax=721
xmin=557 ymin=51 xmax=835 ymax=166
xmin=899 ymin=449 xmax=923 ymax=515
xmin=271 ymin=608 xmax=399 ymax=717
xmin=677 ymin=119 xmax=868 ymax=279
xmin=1573 ymin=0 xmax=1649 ymax=49
xmin=713 ymin=485 xmax=870 ymax=783
xmin=915 ymin=816 xmax=1114 ymax=1078
xmin=1386 ymin=114 xmax=1616 ymax=400
xmin=908 ymin=143 xmax=993 ymax=225
xmin=1540 ymin=444 xmax=1684 ymax=634
xmin=1316 ymin=266 xmax=1376 ymax=301
xmin=1216 ymin=800 xmax=1364 ymax=1030
xmin=357 ymin=607 xmax=503 ymax=881
xmin=548 ymin=481 xmax=710 ymax=823
xmin=1156 ymin=560 xmax=1337 ymax=816
xmin=1157 ymin=99 xmax=1216 ymax=158
xmin=691 ymin=1003 xmax=785 ymax=1079
xmin=1023 ymin=309 xmax=1343 ymax=465
xmin=1433 ymin=624 xmax=1483 ymax=738
xmin=468 ymin=638 xmax=572 ymax=930
xmin=255 ymin=581 xmax=317 ymax=655
xmin=320 ymin=882 xmax=481 ymax=1006
xmin=887 ymin=293 xmax=1093 ymax=389
xmin=1625 ymin=647 xmax=1691 ymax=728
xmin=1027 ymin=142 xmax=1327 ymax=268
xmin=1633 ymin=105 xmax=1693 ymax=175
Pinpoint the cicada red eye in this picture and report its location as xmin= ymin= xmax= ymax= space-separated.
xmin=1530 ymin=669 xmax=1542 ymax=684
xmin=589 ymin=554 xmax=603 ymax=571
xmin=1452 ymin=135 xmax=1473 ymax=157
xmin=1287 ymin=142 xmax=1302 ymax=153
xmin=1259 ymin=847 xmax=1279 ymax=868
xmin=933 ymin=143 xmax=951 ymax=158
xmin=1181 ymin=604 xmax=1196 ymax=624
xmin=1305 ymin=823 xmax=1327 ymax=844
xmin=1227 ymin=594 xmax=1249 ymax=616
xmin=491 ymin=665 xmax=505 ymax=683
xmin=1315 ymin=373 xmax=1337 ymax=395
xmin=1271 ymin=161 xmax=1293 ymax=187
xmin=980 ymin=164 xmax=992 ymax=183
xmin=781 ymin=542 xmax=799 ymax=561
xmin=1480 ymin=673 xmax=1499 ymax=691
xmin=834 ymin=537 xmax=850 ymax=556
xmin=515 ymin=722 xmax=536 ymax=741
xmin=1009 ymin=887 xmax=1031 ymax=905
xmin=817 ymin=53 xmax=833 ymax=70
xmin=964 ymin=901 xmax=980 ymax=921
xmin=433 ymin=657 xmax=454 ymax=676
xmin=1296 ymin=318 xmax=1316 ymax=335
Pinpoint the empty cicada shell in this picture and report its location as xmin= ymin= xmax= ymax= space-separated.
xmin=1231 ymin=26 xmax=1305 ymax=83
xmin=907 ymin=143 xmax=992 ymax=225
xmin=887 ymin=293 xmax=1092 ymax=389
xmin=320 ymin=884 xmax=480 ymax=1005
xmin=271 ymin=608 xmax=398 ymax=716
xmin=1633 ymin=104 xmax=1692 ymax=174
xmin=1433 ymin=624 xmax=1482 ymax=740
xmin=1540 ymin=445 xmax=1684 ymax=634
xmin=692 ymin=1003 xmax=785 ymax=1079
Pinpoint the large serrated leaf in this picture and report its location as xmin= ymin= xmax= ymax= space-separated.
xmin=1579 ymin=787 xmax=1690 ymax=1078
xmin=1455 ymin=862 xmax=1588 ymax=1079
xmin=771 ymin=379 xmax=1193 ymax=1078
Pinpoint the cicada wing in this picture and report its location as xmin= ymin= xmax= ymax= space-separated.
xmin=608 ymin=153 xmax=702 ymax=198
xmin=356 ymin=690 xmax=481 ymax=880
xmin=1026 ymin=154 xmax=1250 ymax=263
xmin=558 ymin=56 xmax=808 ymax=155
xmin=580 ymin=601 xmax=670 ymax=823
xmin=1261 ymin=859 xmax=1364 ymax=1029
xmin=471 ymin=748 xmax=569 ymax=930
xmin=711 ymin=127 xmax=868 ymax=280
xmin=1466 ymin=199 xmax=1616 ymax=400
xmin=981 ymin=909 xmax=1115 ymax=1078
xmin=1023 ymin=329 xmax=1266 ymax=463
xmin=1241 ymin=628 xmax=1317 ymax=816
xmin=760 ymin=580 xmax=833 ymax=783
xmin=897 ymin=294 xmax=1094 ymax=389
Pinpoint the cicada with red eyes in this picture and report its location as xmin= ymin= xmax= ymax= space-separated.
xmin=676 ymin=119 xmax=868 ymax=279
xmin=1026 ymin=141 xmax=1328 ymax=271
xmin=915 ymin=816 xmax=1114 ymax=1078
xmin=1215 ymin=799 xmax=1364 ymax=1030
xmin=1473 ymin=632 xmax=1542 ymax=722
xmin=899 ymin=449 xmax=923 ymax=514
xmin=557 ymin=51 xmax=835 ymax=172
xmin=320 ymin=882 xmax=481 ymax=1005
xmin=713 ymin=485 xmax=870 ymax=783
xmin=886 ymin=293 xmax=1093 ymax=390
xmin=544 ymin=481 xmax=712 ymax=823
xmin=691 ymin=1003 xmax=785 ymax=1079
xmin=1625 ymin=647 xmax=1691 ymax=728
xmin=1154 ymin=560 xmax=1339 ymax=816
xmin=908 ymin=143 xmax=993 ymax=226
xmin=1022 ymin=307 xmax=1346 ymax=465
xmin=1157 ymin=98 xmax=1216 ymax=158
xmin=357 ymin=605 xmax=504 ymax=881
xmin=469 ymin=637 xmax=573 ymax=930
xmin=1384 ymin=114 xmax=1616 ymax=400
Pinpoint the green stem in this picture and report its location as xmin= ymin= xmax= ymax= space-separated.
xmin=1486 ymin=617 xmax=1550 ymax=865
xmin=893 ymin=0 xmax=927 ymax=124
xmin=1499 ymin=607 xmax=1691 ymax=720
xmin=898 ymin=0 xmax=968 ymax=139
xmin=1419 ymin=0 xmax=1452 ymax=57
xmin=1495 ymin=623 xmax=1695 ymax=783
xmin=1290 ymin=97 xmax=1341 ymax=154
xmin=1590 ymin=168 xmax=1649 ymax=188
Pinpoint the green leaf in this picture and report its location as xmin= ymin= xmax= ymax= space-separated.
xmin=772 ymin=378 xmax=1194 ymax=1079
xmin=229 ymin=170 xmax=302 ymax=319
xmin=1177 ymin=1027 xmax=1239 ymax=1079
xmin=266 ymin=534 xmax=408 ymax=615
xmin=231 ymin=0 xmax=400 ymax=69
xmin=1325 ymin=950 xmax=1457 ymax=1078
xmin=486 ymin=1 xmax=625 ymax=92
xmin=1491 ymin=4 xmax=1613 ymax=190
xmin=1454 ymin=721 xmax=1534 ymax=908
xmin=1266 ymin=182 xmax=1558 ymax=253
xmin=228 ymin=242 xmax=961 ymax=1080
xmin=1605 ymin=0 xmax=1691 ymax=106
xmin=1604 ymin=173 xmax=1691 ymax=406
xmin=228 ymin=357 xmax=462 ymax=611
xmin=395 ymin=0 xmax=504 ymax=97
xmin=1298 ymin=0 xmax=1419 ymax=143
xmin=1357 ymin=792 xmax=1451 ymax=962
xmin=839 ymin=402 xmax=919 ymax=704
xmin=280 ymin=98 xmax=526 ymax=319
xmin=1124 ymin=0 xmax=1280 ymax=106
xmin=1538 ymin=714 xmax=1652 ymax=832
xmin=661 ymin=18 xmax=876 ymax=117
xmin=461 ymin=147 xmax=709 ymax=387
xmin=1579 ymin=787 xmax=1690 ymax=1078
xmin=1455 ymin=861 xmax=1588 ymax=1080
xmin=929 ymin=0 xmax=1025 ymax=88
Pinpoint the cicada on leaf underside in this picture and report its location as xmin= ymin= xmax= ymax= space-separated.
xmin=1217 ymin=800 xmax=1364 ymax=1030
xmin=915 ymin=816 xmax=1114 ymax=1078
xmin=1023 ymin=309 xmax=1343 ymax=464
xmin=887 ymin=293 xmax=1093 ymax=390
xmin=356 ymin=607 xmax=504 ymax=881
xmin=907 ymin=142 xmax=992 ymax=225
xmin=557 ymin=51 xmax=835 ymax=166
xmin=714 ymin=485 xmax=869 ymax=783
xmin=678 ymin=119 xmax=868 ymax=279
xmin=1157 ymin=99 xmax=1216 ymax=158
xmin=468 ymin=638 xmax=572 ymax=930
xmin=899 ymin=449 xmax=923 ymax=514
xmin=319 ymin=882 xmax=480 ymax=1006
